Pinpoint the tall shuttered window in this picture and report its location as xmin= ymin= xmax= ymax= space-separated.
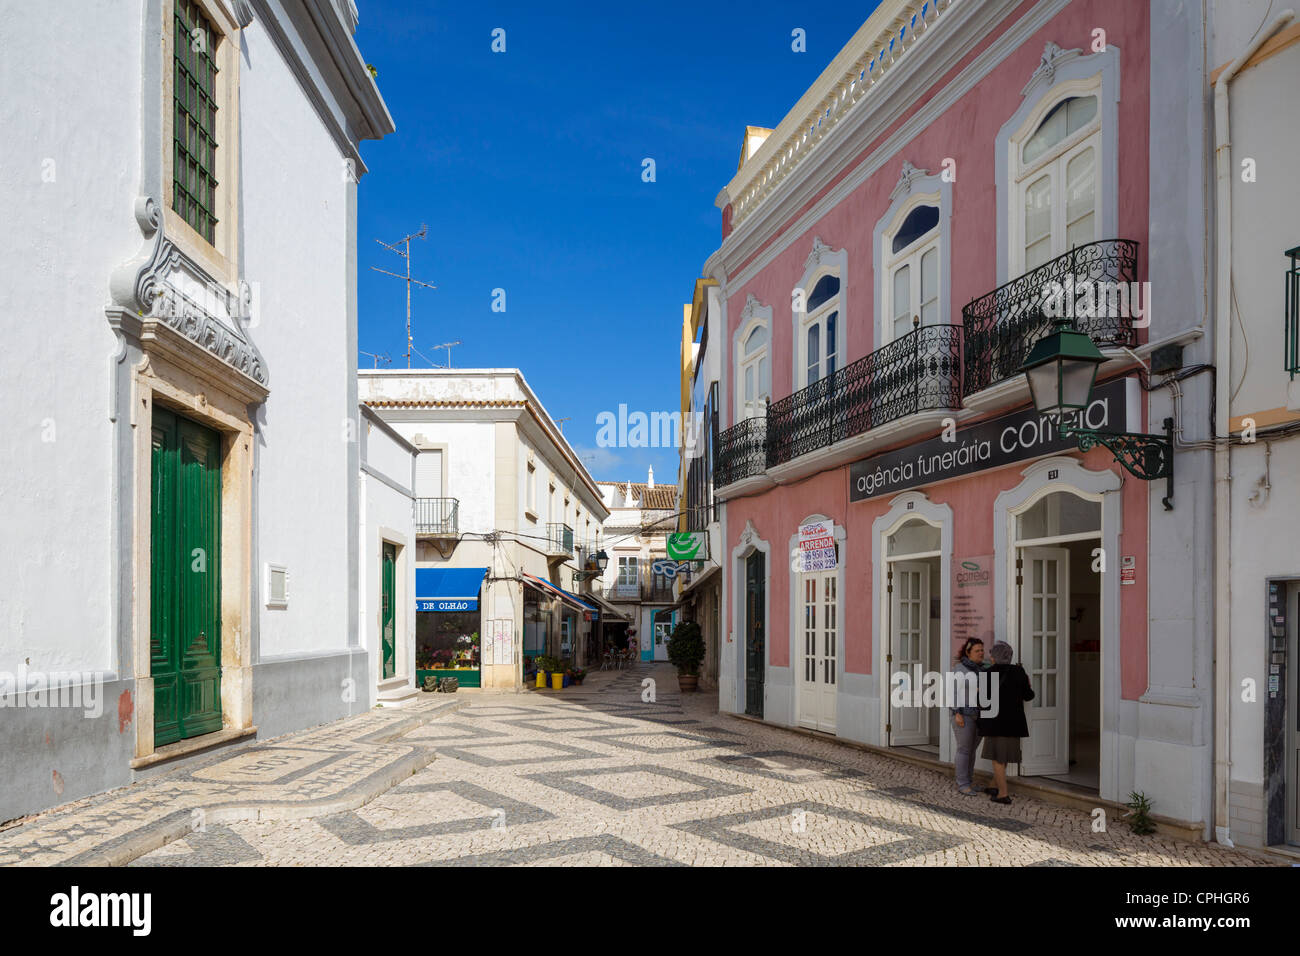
xmin=173 ymin=0 xmax=220 ymax=243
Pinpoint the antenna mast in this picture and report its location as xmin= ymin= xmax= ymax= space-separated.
xmin=371 ymin=224 xmax=437 ymax=368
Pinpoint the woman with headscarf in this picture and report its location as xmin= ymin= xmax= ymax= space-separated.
xmin=977 ymin=640 xmax=1035 ymax=804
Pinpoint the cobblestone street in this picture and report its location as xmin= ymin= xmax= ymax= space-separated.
xmin=127 ymin=663 xmax=1275 ymax=867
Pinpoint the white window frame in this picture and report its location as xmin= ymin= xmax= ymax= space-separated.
xmin=874 ymin=164 xmax=952 ymax=352
xmin=792 ymin=239 xmax=848 ymax=391
xmin=1010 ymin=79 xmax=1103 ymax=276
xmin=796 ymin=273 xmax=842 ymax=389
xmin=732 ymin=295 xmax=772 ymax=425
xmin=995 ymin=43 xmax=1119 ymax=286
xmin=881 ymin=194 xmax=942 ymax=345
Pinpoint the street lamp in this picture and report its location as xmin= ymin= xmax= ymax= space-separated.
xmin=573 ymin=549 xmax=610 ymax=583
xmin=1019 ymin=318 xmax=1175 ymax=510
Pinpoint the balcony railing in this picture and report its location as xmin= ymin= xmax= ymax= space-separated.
xmin=714 ymin=415 xmax=767 ymax=487
xmin=962 ymin=239 xmax=1140 ymax=396
xmin=546 ymin=522 xmax=574 ymax=556
xmin=611 ymin=580 xmax=640 ymax=600
xmin=712 ymin=239 xmax=1141 ymax=489
xmin=416 ymin=497 xmax=459 ymax=537
xmin=643 ymin=580 xmax=676 ymax=603
xmin=767 ymin=324 xmax=962 ymax=468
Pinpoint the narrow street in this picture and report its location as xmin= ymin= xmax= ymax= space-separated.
xmin=123 ymin=663 xmax=1269 ymax=867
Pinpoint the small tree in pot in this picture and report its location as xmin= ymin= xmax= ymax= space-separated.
xmin=666 ymin=620 xmax=705 ymax=692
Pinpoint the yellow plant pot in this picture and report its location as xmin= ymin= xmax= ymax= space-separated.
xmin=536 ymin=671 xmax=547 ymax=688
xmin=551 ymin=673 xmax=564 ymax=690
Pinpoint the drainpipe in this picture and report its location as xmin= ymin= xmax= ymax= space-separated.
xmin=1211 ymin=8 xmax=1295 ymax=848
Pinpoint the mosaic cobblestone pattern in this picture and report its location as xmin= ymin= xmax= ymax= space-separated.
xmin=121 ymin=665 xmax=1276 ymax=867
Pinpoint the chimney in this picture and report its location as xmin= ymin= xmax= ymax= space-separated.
xmin=647 ymin=466 xmax=655 ymax=489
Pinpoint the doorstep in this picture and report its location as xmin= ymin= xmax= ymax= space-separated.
xmin=130 ymin=725 xmax=259 ymax=771
xmin=725 ymin=712 xmax=1206 ymax=844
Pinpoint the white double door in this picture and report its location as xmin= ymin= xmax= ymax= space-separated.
xmin=889 ymin=561 xmax=930 ymax=745
xmin=796 ymin=570 xmax=837 ymax=733
xmin=1019 ymin=547 xmax=1070 ymax=776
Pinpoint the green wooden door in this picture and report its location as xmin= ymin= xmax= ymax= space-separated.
xmin=381 ymin=543 xmax=396 ymax=679
xmin=151 ymin=407 xmax=223 ymax=746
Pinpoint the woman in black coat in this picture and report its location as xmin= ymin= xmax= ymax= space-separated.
xmin=977 ymin=640 xmax=1035 ymax=804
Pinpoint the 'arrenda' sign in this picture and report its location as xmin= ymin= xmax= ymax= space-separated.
xmin=849 ymin=377 xmax=1131 ymax=502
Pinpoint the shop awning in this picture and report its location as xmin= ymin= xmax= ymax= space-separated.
xmin=523 ymin=573 xmax=596 ymax=614
xmin=416 ymin=567 xmax=488 ymax=612
xmin=588 ymin=592 xmax=629 ymax=622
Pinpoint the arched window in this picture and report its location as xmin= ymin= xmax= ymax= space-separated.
xmin=1016 ymin=92 xmax=1100 ymax=272
xmin=739 ymin=322 xmax=769 ymax=420
xmin=884 ymin=202 xmax=940 ymax=343
xmin=799 ymin=274 xmax=840 ymax=387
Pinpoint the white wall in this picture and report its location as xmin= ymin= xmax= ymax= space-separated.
xmin=241 ymin=22 xmax=353 ymax=658
xmin=0 ymin=3 xmax=144 ymax=673
xmin=360 ymin=417 xmax=415 ymax=695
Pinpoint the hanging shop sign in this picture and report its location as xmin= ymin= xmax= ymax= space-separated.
xmin=797 ymin=520 xmax=838 ymax=572
xmin=849 ymin=377 xmax=1131 ymax=502
xmin=666 ymin=532 xmax=708 ymax=561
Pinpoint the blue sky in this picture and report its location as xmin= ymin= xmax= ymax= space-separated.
xmin=354 ymin=1 xmax=879 ymax=486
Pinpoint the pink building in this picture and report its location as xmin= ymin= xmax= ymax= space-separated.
xmin=703 ymin=0 xmax=1216 ymax=835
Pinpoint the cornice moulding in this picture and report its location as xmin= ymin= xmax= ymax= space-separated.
xmin=710 ymin=0 xmax=1064 ymax=287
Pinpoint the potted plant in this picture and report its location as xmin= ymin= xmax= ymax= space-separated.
xmin=666 ymin=620 xmax=705 ymax=692
xmin=535 ymin=655 xmax=560 ymax=689
xmin=570 ymin=666 xmax=586 ymax=685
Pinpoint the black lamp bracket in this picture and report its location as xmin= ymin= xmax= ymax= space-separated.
xmin=1061 ymin=416 xmax=1174 ymax=510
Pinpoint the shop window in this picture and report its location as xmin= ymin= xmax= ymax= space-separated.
xmin=416 ymin=610 xmax=480 ymax=672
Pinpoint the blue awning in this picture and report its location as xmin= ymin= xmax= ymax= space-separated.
xmin=416 ymin=567 xmax=487 ymax=612
xmin=523 ymin=572 xmax=596 ymax=613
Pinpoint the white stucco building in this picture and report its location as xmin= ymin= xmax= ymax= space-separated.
xmin=358 ymin=405 xmax=418 ymax=706
xmin=358 ymin=369 xmax=611 ymax=689
xmin=1207 ymin=3 xmax=1300 ymax=850
xmin=595 ymin=474 xmax=681 ymax=662
xmin=0 ymin=0 xmax=392 ymax=821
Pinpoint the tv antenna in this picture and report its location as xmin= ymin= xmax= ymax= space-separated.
xmin=358 ymin=349 xmax=392 ymax=368
xmin=429 ymin=340 xmax=462 ymax=368
xmin=555 ymin=417 xmax=571 ymax=435
xmin=371 ymin=224 xmax=437 ymax=368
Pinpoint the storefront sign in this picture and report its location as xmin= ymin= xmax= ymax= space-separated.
xmin=417 ymin=599 xmax=478 ymax=612
xmin=666 ymin=532 xmax=708 ymax=561
xmin=797 ymin=520 xmax=837 ymax=572
xmin=951 ymin=555 xmax=994 ymax=656
xmin=849 ymin=378 xmax=1130 ymax=501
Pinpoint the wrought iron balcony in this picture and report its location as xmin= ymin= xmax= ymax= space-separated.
xmin=416 ymin=497 xmax=459 ymax=537
xmin=546 ymin=522 xmax=574 ymax=556
xmin=767 ymin=324 xmax=962 ymax=468
xmin=714 ymin=416 xmax=767 ymax=488
xmin=962 ymin=239 xmax=1140 ymax=397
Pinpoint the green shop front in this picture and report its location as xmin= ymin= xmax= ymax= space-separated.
xmin=416 ymin=567 xmax=488 ymax=688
